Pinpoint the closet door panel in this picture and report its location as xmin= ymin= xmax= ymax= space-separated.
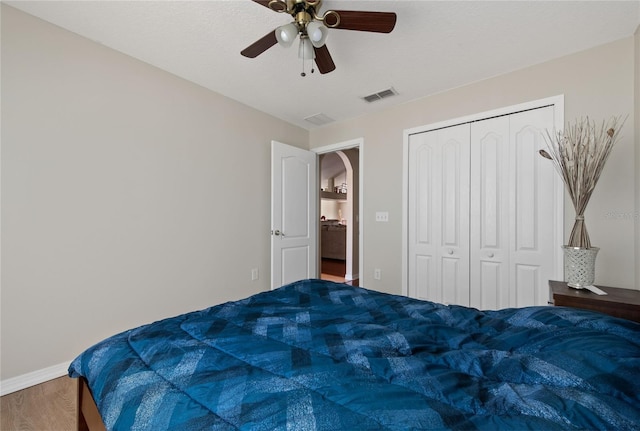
xmin=515 ymin=264 xmax=539 ymax=307
xmin=442 ymin=141 xmax=462 ymax=246
xmin=415 ymin=255 xmax=437 ymax=302
xmin=480 ymin=261 xmax=501 ymax=308
xmin=439 ymin=126 xmax=470 ymax=306
xmin=408 ymin=124 xmax=470 ymax=305
xmin=408 ymin=133 xmax=440 ymax=301
xmin=509 ymin=107 xmax=557 ymax=306
xmin=441 ymin=257 xmax=460 ymax=305
xmin=415 ymin=143 xmax=436 ymax=245
xmin=470 ymin=116 xmax=510 ymax=310
xmin=514 ymin=131 xmax=538 ymax=250
xmin=438 ymin=133 xmax=470 ymax=306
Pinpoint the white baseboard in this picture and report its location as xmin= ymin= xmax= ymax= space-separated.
xmin=0 ymin=361 xmax=71 ymax=396
xmin=345 ymin=273 xmax=360 ymax=281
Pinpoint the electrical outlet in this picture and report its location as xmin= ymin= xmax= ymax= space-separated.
xmin=374 ymin=268 xmax=381 ymax=280
xmin=251 ymin=268 xmax=259 ymax=281
xmin=375 ymin=212 xmax=389 ymax=222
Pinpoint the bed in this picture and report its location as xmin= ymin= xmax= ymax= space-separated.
xmin=69 ymin=279 xmax=640 ymax=430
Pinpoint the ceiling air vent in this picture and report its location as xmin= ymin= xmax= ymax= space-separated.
xmin=304 ymin=113 xmax=334 ymax=126
xmin=363 ymin=87 xmax=398 ymax=103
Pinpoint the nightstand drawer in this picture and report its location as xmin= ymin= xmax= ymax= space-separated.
xmin=549 ymin=280 xmax=640 ymax=323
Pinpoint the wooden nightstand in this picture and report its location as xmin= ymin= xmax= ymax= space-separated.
xmin=549 ymin=280 xmax=640 ymax=323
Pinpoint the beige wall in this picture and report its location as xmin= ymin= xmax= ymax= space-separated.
xmin=635 ymin=25 xmax=640 ymax=295
xmin=310 ymin=36 xmax=637 ymax=294
xmin=1 ymin=4 xmax=638 ymax=383
xmin=0 ymin=5 xmax=308 ymax=380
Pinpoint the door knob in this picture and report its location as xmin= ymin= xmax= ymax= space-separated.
xmin=488 ymin=252 xmax=494 ymax=258
xmin=447 ymin=250 xmax=453 ymax=255
xmin=272 ymin=230 xmax=285 ymax=237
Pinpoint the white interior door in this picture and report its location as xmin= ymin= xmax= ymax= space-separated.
xmin=408 ymin=124 xmax=470 ymax=305
xmin=470 ymin=116 xmax=511 ymax=309
xmin=404 ymin=97 xmax=564 ymax=306
xmin=271 ymin=141 xmax=317 ymax=289
xmin=508 ymin=107 xmax=558 ymax=307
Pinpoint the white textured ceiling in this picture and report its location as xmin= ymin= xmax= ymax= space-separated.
xmin=6 ymin=0 xmax=640 ymax=130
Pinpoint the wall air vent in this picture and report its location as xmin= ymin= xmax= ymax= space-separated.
xmin=304 ymin=113 xmax=334 ymax=126
xmin=363 ymin=87 xmax=398 ymax=103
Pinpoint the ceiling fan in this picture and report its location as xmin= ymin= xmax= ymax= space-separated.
xmin=241 ymin=0 xmax=397 ymax=76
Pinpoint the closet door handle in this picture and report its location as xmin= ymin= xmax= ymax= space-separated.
xmin=447 ymin=250 xmax=454 ymax=255
xmin=487 ymin=252 xmax=494 ymax=258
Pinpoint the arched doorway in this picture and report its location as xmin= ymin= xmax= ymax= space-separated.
xmin=319 ymin=149 xmax=359 ymax=284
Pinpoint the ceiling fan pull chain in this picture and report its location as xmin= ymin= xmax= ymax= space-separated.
xmin=301 ymin=43 xmax=306 ymax=77
xmin=300 ymin=37 xmax=314 ymax=77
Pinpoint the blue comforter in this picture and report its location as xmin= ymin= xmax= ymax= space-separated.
xmin=69 ymin=279 xmax=640 ymax=430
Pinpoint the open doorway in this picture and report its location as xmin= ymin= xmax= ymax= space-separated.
xmin=317 ymin=145 xmax=360 ymax=286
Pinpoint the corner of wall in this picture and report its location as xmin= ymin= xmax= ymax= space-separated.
xmin=635 ymin=25 xmax=640 ymax=290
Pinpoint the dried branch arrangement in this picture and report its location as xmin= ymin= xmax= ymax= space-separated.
xmin=540 ymin=116 xmax=626 ymax=248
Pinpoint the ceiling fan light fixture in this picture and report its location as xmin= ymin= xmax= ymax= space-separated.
xmin=298 ymin=37 xmax=315 ymax=60
xmin=275 ymin=23 xmax=298 ymax=48
xmin=243 ymin=0 xmax=398 ymax=75
xmin=306 ymin=21 xmax=328 ymax=47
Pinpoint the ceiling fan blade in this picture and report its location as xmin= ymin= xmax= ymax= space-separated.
xmin=250 ymin=0 xmax=272 ymax=9
xmin=250 ymin=0 xmax=288 ymax=12
xmin=328 ymin=10 xmax=397 ymax=33
xmin=314 ymin=45 xmax=336 ymax=74
xmin=241 ymin=31 xmax=278 ymax=58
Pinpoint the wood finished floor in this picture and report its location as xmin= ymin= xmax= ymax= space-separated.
xmin=1 ymin=376 xmax=77 ymax=431
xmin=321 ymin=258 xmax=358 ymax=286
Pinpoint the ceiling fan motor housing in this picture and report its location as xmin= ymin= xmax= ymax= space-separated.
xmin=296 ymin=11 xmax=312 ymax=27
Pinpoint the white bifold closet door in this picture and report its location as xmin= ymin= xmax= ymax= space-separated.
xmin=408 ymin=106 xmax=557 ymax=308
xmin=408 ymin=123 xmax=471 ymax=306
